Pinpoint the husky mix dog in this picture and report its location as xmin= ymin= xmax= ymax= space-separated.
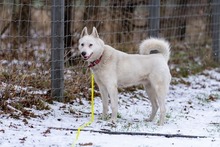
xmin=78 ymin=27 xmax=171 ymax=125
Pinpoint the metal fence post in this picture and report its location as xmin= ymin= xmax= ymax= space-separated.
xmin=51 ymin=0 xmax=64 ymax=101
xmin=212 ymin=0 xmax=220 ymax=62
xmin=149 ymin=0 xmax=160 ymax=37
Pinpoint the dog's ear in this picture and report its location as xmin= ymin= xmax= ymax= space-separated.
xmin=91 ymin=27 xmax=99 ymax=38
xmin=80 ymin=27 xmax=88 ymax=38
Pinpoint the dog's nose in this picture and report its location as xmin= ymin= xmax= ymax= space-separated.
xmin=81 ymin=51 xmax=86 ymax=57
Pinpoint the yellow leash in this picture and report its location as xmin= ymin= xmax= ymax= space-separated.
xmin=72 ymin=73 xmax=95 ymax=147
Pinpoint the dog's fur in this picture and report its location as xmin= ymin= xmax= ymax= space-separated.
xmin=78 ymin=27 xmax=171 ymax=125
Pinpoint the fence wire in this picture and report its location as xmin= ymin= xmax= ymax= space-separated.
xmin=0 ymin=0 xmax=220 ymax=104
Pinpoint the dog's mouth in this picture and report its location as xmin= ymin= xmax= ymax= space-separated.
xmin=82 ymin=52 xmax=93 ymax=60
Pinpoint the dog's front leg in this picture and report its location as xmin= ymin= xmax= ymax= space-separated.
xmin=98 ymin=86 xmax=109 ymax=120
xmin=107 ymin=85 xmax=118 ymax=123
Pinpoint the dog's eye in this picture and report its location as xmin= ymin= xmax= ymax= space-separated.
xmin=89 ymin=44 xmax=93 ymax=47
xmin=81 ymin=43 xmax=84 ymax=47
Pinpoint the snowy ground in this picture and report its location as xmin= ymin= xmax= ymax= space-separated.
xmin=1 ymin=68 xmax=220 ymax=147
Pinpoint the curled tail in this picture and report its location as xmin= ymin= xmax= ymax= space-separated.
xmin=139 ymin=38 xmax=170 ymax=62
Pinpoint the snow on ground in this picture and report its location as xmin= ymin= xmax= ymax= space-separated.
xmin=1 ymin=68 xmax=220 ymax=147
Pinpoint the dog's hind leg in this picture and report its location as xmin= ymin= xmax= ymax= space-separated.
xmin=157 ymin=94 xmax=166 ymax=125
xmin=144 ymin=83 xmax=158 ymax=122
xmin=149 ymin=72 xmax=170 ymax=125
xmin=155 ymin=84 xmax=167 ymax=126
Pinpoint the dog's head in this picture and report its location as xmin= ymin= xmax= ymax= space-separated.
xmin=78 ymin=27 xmax=104 ymax=62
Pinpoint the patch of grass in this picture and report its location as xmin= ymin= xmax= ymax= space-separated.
xmin=170 ymin=41 xmax=218 ymax=77
xmin=166 ymin=113 xmax=172 ymax=119
xmin=171 ymin=78 xmax=191 ymax=85
xmin=210 ymin=123 xmax=220 ymax=133
xmin=0 ymin=96 xmax=51 ymax=119
xmin=205 ymin=94 xmax=220 ymax=102
xmin=0 ymin=99 xmax=50 ymax=119
xmin=206 ymin=123 xmax=220 ymax=135
xmin=196 ymin=94 xmax=220 ymax=105
xmin=0 ymin=75 xmax=51 ymax=119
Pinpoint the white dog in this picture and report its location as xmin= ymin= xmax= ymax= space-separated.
xmin=78 ymin=27 xmax=171 ymax=125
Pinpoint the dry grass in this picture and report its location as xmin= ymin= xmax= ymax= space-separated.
xmin=170 ymin=40 xmax=218 ymax=77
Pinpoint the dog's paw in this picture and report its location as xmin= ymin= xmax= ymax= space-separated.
xmin=145 ymin=118 xmax=153 ymax=122
xmin=102 ymin=114 xmax=109 ymax=120
xmin=158 ymin=120 xmax=165 ymax=126
xmin=109 ymin=117 xmax=117 ymax=124
xmin=106 ymin=119 xmax=117 ymax=127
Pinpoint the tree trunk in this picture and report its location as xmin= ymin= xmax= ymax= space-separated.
xmin=10 ymin=0 xmax=31 ymax=59
xmin=64 ymin=0 xmax=73 ymax=66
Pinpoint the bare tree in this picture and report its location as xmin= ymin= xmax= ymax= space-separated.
xmin=11 ymin=0 xmax=31 ymax=43
xmin=10 ymin=0 xmax=31 ymax=59
xmin=64 ymin=0 xmax=73 ymax=66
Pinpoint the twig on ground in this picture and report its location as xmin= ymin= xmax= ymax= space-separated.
xmin=48 ymin=127 xmax=207 ymax=139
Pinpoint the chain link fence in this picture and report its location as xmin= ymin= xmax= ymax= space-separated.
xmin=0 ymin=0 xmax=220 ymax=104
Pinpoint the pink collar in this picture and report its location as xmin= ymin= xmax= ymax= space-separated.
xmin=88 ymin=55 xmax=103 ymax=68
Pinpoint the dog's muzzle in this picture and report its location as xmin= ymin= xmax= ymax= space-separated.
xmin=81 ymin=52 xmax=93 ymax=60
xmin=81 ymin=51 xmax=86 ymax=57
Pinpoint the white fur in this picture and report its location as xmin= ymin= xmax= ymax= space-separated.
xmin=139 ymin=37 xmax=170 ymax=62
xmin=78 ymin=27 xmax=172 ymax=125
